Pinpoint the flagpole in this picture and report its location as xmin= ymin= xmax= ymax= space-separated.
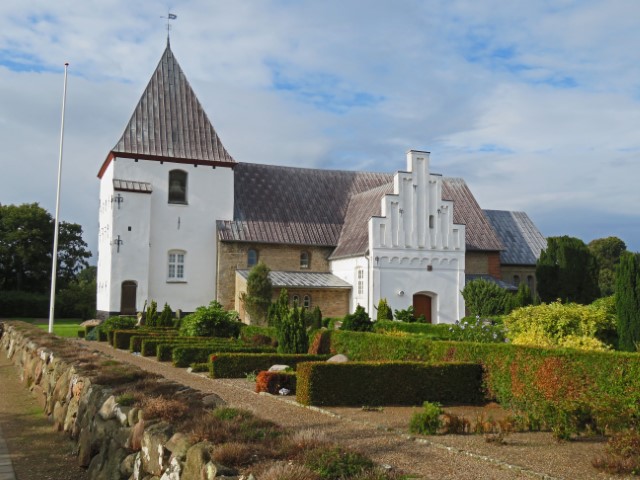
xmin=48 ymin=62 xmax=69 ymax=334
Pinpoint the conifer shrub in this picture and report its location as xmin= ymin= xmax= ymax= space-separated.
xmin=461 ymin=278 xmax=511 ymax=317
xmin=616 ymin=252 xmax=640 ymax=352
xmin=157 ymin=302 xmax=174 ymax=327
xmin=145 ymin=300 xmax=158 ymax=327
xmin=277 ymin=306 xmax=309 ymax=354
xmin=340 ymin=305 xmax=372 ymax=332
xmin=376 ymin=298 xmax=393 ymax=321
xmin=240 ymin=261 xmax=273 ymax=325
xmin=268 ymin=288 xmax=289 ymax=328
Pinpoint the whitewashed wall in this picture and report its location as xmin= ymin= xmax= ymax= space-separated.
xmin=97 ymin=157 xmax=234 ymax=315
xmin=329 ymin=256 xmax=370 ymax=313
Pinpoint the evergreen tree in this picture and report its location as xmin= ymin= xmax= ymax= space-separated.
xmin=310 ymin=305 xmax=322 ymax=330
xmin=158 ymin=302 xmax=173 ymax=327
xmin=514 ymin=283 xmax=533 ymax=308
xmin=376 ymin=298 xmax=393 ymax=321
xmin=536 ymin=236 xmax=600 ymax=304
xmin=341 ymin=305 xmax=372 ymax=332
xmin=615 ymin=252 xmax=640 ymax=351
xmin=240 ymin=261 xmax=273 ymax=325
xmin=588 ymin=236 xmax=627 ymax=296
xmin=145 ymin=300 xmax=158 ymax=327
xmin=276 ymin=306 xmax=309 ymax=354
xmin=461 ymin=279 xmax=510 ymax=317
xmin=268 ymin=288 xmax=290 ymax=328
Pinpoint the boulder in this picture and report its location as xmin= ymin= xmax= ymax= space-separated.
xmin=141 ymin=421 xmax=174 ymax=476
xmin=159 ymin=456 xmax=182 ymax=480
xmin=268 ymin=364 xmax=290 ymax=372
xmin=63 ymin=395 xmax=80 ymax=433
xmin=327 ymin=354 xmax=349 ymax=363
xmin=98 ymin=395 xmax=118 ymax=420
xmin=182 ymin=442 xmax=214 ymax=479
xmin=129 ymin=418 xmax=145 ymax=451
xmin=53 ymin=400 xmax=68 ymax=431
xmin=165 ymin=432 xmax=192 ymax=460
xmin=120 ymin=452 xmax=138 ymax=478
xmin=202 ymin=393 xmax=226 ymax=409
xmin=80 ymin=319 xmax=102 ymax=327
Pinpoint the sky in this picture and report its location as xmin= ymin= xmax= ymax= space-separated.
xmin=1 ymin=0 xmax=639 ymax=261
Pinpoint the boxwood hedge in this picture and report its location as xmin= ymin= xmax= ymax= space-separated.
xmin=173 ymin=345 xmax=276 ymax=367
xmin=208 ymin=353 xmax=329 ymax=378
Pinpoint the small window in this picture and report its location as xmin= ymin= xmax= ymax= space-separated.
xmin=356 ymin=268 xmax=364 ymax=296
xmin=527 ymin=275 xmax=534 ymax=289
xmin=300 ymin=251 xmax=310 ymax=269
xmin=168 ymin=170 xmax=187 ymax=204
xmin=303 ymin=295 xmax=311 ymax=308
xmin=168 ymin=250 xmax=186 ymax=281
xmin=513 ymin=275 xmax=520 ymax=285
xmin=292 ymin=295 xmax=300 ymax=306
xmin=247 ymin=249 xmax=258 ymax=267
xmin=429 ymin=215 xmax=435 ymax=229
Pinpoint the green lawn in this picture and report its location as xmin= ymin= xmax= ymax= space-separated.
xmin=7 ymin=318 xmax=83 ymax=338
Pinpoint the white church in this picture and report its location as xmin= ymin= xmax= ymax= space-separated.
xmin=97 ymin=43 xmax=546 ymax=324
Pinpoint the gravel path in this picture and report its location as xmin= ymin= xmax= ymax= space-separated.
xmin=76 ymin=340 xmax=625 ymax=480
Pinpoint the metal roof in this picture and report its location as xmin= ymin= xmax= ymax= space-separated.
xmin=109 ymin=44 xmax=235 ymax=166
xmin=236 ymin=270 xmax=352 ymax=289
xmin=483 ymin=210 xmax=547 ymax=265
xmin=113 ymin=178 xmax=152 ymax=193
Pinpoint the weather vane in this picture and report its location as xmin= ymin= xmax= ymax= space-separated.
xmin=161 ymin=11 xmax=177 ymax=45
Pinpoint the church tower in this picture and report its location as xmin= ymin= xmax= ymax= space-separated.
xmin=96 ymin=44 xmax=235 ymax=318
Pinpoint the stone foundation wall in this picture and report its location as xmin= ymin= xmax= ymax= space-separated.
xmin=0 ymin=322 xmax=245 ymax=480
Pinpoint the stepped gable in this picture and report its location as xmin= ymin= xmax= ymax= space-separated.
xmin=483 ymin=210 xmax=546 ymax=265
xmin=99 ymin=44 xmax=234 ymax=177
xmin=217 ymin=163 xmax=392 ymax=246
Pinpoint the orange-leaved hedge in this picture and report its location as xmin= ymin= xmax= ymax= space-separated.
xmin=295 ymin=361 xmax=484 ymax=406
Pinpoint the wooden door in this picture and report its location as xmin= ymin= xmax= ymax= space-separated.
xmin=120 ymin=281 xmax=137 ymax=315
xmin=413 ymin=294 xmax=432 ymax=323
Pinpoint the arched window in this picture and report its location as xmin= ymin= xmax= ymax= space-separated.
xmin=247 ymin=249 xmax=258 ymax=267
xmin=168 ymin=250 xmax=186 ymax=281
xmin=292 ymin=295 xmax=300 ymax=306
xmin=300 ymin=251 xmax=310 ymax=269
xmin=527 ymin=275 xmax=534 ymax=289
xmin=168 ymin=170 xmax=188 ymax=204
xmin=303 ymin=295 xmax=311 ymax=308
xmin=513 ymin=275 xmax=520 ymax=285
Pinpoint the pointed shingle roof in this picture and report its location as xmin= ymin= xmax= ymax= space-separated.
xmin=99 ymin=44 xmax=234 ymax=177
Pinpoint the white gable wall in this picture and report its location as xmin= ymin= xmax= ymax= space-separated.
xmin=97 ymin=157 xmax=234 ymax=315
xmin=368 ymin=150 xmax=466 ymax=323
xmin=329 ymin=256 xmax=370 ymax=313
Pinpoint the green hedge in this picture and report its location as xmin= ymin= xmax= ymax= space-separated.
xmin=209 ymin=353 xmax=330 ymax=378
xmin=156 ymin=340 xmax=245 ymax=362
xmin=239 ymin=325 xmax=277 ymax=342
xmin=129 ymin=332 xmax=180 ymax=352
xmin=372 ymin=320 xmax=454 ymax=339
xmin=296 ymin=361 xmax=484 ymax=406
xmin=173 ymin=345 xmax=276 ymax=368
xmin=314 ymin=330 xmax=640 ymax=431
xmin=0 ymin=290 xmax=50 ymax=317
xmin=140 ymin=336 xmax=236 ymax=357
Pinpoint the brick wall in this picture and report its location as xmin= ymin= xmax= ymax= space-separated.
xmin=501 ymin=265 xmax=538 ymax=297
xmin=487 ymin=252 xmax=502 ymax=279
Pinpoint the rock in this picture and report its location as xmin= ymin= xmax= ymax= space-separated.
xmin=98 ymin=395 xmax=118 ymax=420
xmin=128 ymin=407 xmax=140 ymax=427
xmin=129 ymin=418 xmax=145 ymax=451
xmin=141 ymin=421 xmax=174 ymax=476
xmin=183 ymin=442 xmax=214 ymax=479
xmin=80 ymin=319 xmax=102 ymax=327
xmin=204 ymin=461 xmax=238 ymax=478
xmin=63 ymin=395 xmax=79 ymax=433
xmin=88 ymin=438 xmax=129 ymax=480
xmin=120 ymin=452 xmax=138 ymax=478
xmin=327 ymin=354 xmax=349 ymax=363
xmin=202 ymin=393 xmax=226 ymax=409
xmin=165 ymin=432 xmax=192 ymax=460
xmin=77 ymin=427 xmax=94 ymax=467
xmin=268 ymin=364 xmax=290 ymax=372
xmin=159 ymin=456 xmax=182 ymax=480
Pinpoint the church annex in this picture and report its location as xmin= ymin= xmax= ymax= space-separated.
xmin=96 ymin=44 xmax=546 ymax=324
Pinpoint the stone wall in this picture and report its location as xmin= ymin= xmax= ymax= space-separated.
xmin=0 ymin=322 xmax=244 ymax=480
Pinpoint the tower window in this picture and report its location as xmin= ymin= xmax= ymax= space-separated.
xmin=168 ymin=170 xmax=188 ymax=204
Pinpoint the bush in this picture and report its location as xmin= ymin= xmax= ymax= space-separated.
xmin=100 ymin=316 xmax=137 ymax=340
xmin=593 ymin=430 xmax=640 ymax=475
xmin=409 ymin=401 xmax=443 ymax=435
xmin=239 ymin=325 xmax=277 ymax=343
xmin=341 ymin=305 xmax=372 ymax=332
xmin=113 ymin=329 xmax=141 ymax=349
xmin=145 ymin=300 xmax=158 ymax=327
xmin=255 ymin=371 xmax=297 ymax=394
xmin=157 ymin=303 xmax=174 ymax=327
xmin=372 ymin=320 xmax=453 ymax=339
xmin=376 ymin=298 xmax=393 ymax=321
xmin=303 ymin=446 xmax=374 ymax=479
xmin=447 ymin=316 xmax=506 ymax=343
xmin=295 ymin=361 xmax=483 ymax=406
xmin=209 ymin=353 xmax=328 ymax=378
xmin=277 ymin=306 xmax=309 ymax=354
xmin=240 ymin=261 xmax=272 ymax=325
xmin=504 ymin=301 xmax=616 ymax=350
xmin=393 ymin=305 xmax=425 ymax=323
xmin=173 ymin=345 xmax=275 ymax=367
xmin=0 ymin=290 xmax=49 ymax=317
xmin=179 ymin=301 xmax=241 ymax=338
xmin=461 ymin=279 xmax=511 ymax=317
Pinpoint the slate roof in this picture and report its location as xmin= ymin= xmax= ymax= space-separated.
xmin=236 ymin=270 xmax=352 ymax=289
xmin=483 ymin=210 xmax=547 ymax=265
xmin=217 ymin=163 xmax=391 ymax=246
xmin=109 ymin=44 xmax=235 ymax=167
xmin=113 ymin=179 xmax=152 ymax=194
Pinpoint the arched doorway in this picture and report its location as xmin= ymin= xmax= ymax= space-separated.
xmin=120 ymin=281 xmax=137 ymax=315
xmin=413 ymin=293 xmax=433 ymax=324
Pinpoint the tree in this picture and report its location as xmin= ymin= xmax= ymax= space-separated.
xmin=588 ymin=237 xmax=627 ymax=296
xmin=268 ymin=288 xmax=289 ymax=328
xmin=240 ymin=261 xmax=273 ymax=325
xmin=513 ymin=283 xmax=533 ymax=309
xmin=55 ymin=265 xmax=96 ymax=319
xmin=615 ymin=252 xmax=640 ymax=352
xmin=341 ymin=305 xmax=372 ymax=332
xmin=536 ymin=236 xmax=600 ymax=304
xmin=0 ymin=203 xmax=91 ymax=292
xmin=461 ymin=278 xmax=510 ymax=317
xmin=276 ymin=306 xmax=308 ymax=354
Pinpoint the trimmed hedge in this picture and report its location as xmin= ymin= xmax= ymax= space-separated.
xmin=372 ymin=320 xmax=453 ymax=339
xmin=156 ymin=340 xmax=246 ymax=362
xmin=173 ymin=345 xmax=276 ymax=368
xmin=239 ymin=325 xmax=277 ymax=342
xmin=312 ymin=330 xmax=640 ymax=431
xmin=295 ymin=361 xmax=484 ymax=406
xmin=208 ymin=353 xmax=330 ymax=378
xmin=140 ymin=336 xmax=236 ymax=357
xmin=256 ymin=371 xmax=297 ymax=394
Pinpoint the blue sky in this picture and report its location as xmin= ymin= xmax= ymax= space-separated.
xmin=0 ymin=0 xmax=639 ymax=257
